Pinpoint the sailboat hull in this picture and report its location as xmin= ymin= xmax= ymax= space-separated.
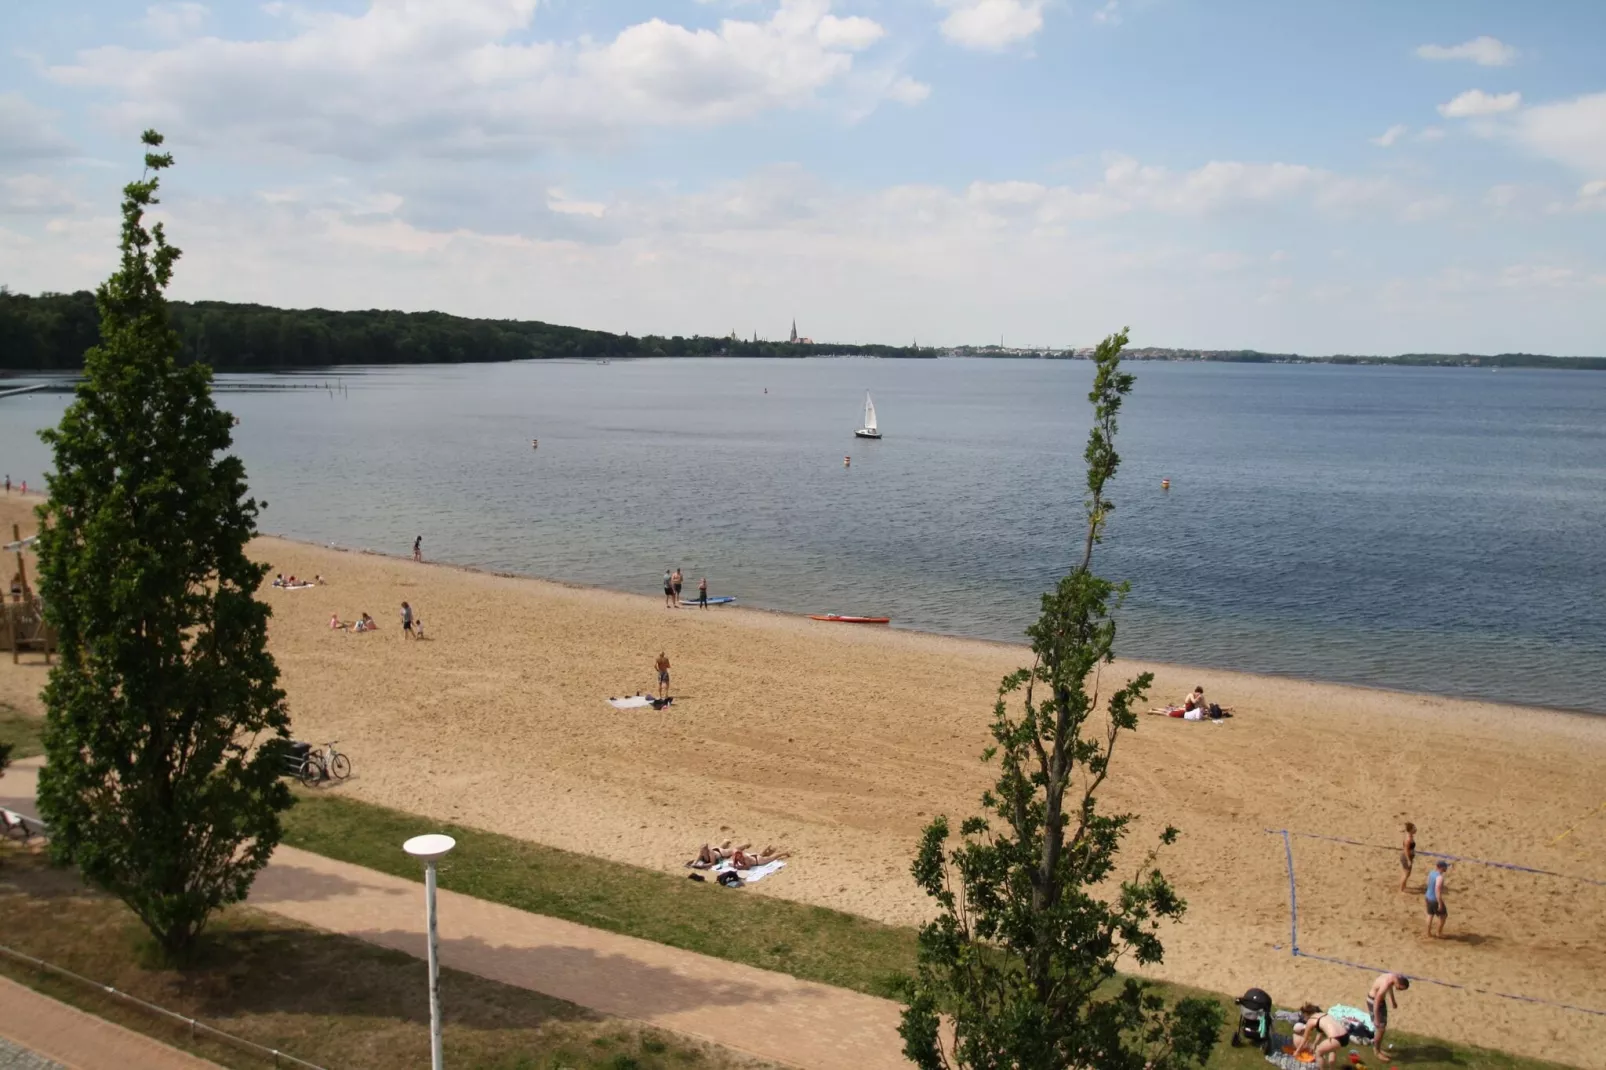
xmin=854 ymin=429 xmax=882 ymax=439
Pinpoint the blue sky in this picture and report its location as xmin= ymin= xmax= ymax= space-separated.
xmin=2 ymin=1 xmax=1603 ymax=353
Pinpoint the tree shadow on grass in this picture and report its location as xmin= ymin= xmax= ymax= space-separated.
xmin=1389 ymin=1043 xmax=1462 ymax=1066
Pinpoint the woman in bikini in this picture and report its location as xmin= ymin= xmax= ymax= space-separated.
xmin=1399 ymin=822 xmax=1417 ymax=892
xmin=1292 ymin=1004 xmax=1351 ymax=1068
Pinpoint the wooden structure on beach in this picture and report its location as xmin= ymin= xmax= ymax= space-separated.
xmin=3 ymin=522 xmax=54 ymax=663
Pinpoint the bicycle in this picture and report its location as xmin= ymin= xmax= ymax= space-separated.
xmin=308 ymin=740 xmax=352 ymax=783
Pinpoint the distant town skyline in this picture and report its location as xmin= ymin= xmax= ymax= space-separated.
xmin=1 ymin=1 xmax=1603 ymax=354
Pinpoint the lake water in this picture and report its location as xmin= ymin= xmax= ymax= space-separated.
xmin=4 ymin=357 xmax=1605 ymax=715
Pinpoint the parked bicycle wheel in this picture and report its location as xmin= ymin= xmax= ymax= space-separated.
xmin=330 ymin=753 xmax=351 ymax=780
xmin=300 ymin=757 xmax=325 ymax=787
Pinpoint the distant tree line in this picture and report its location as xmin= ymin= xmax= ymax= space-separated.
xmin=5 ymin=289 xmax=1599 ymax=371
xmin=0 ymin=289 xmax=931 ymax=370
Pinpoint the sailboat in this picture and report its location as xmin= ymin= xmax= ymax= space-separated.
xmin=854 ymin=392 xmax=882 ymax=439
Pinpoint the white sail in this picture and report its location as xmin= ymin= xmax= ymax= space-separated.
xmin=863 ymin=392 xmax=878 ymax=432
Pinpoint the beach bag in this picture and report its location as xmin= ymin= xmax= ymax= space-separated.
xmin=717 ymin=871 xmax=744 ymax=888
xmin=1209 ymin=703 xmax=1223 ymax=718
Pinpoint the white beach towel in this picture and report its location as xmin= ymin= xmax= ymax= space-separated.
xmin=608 ymin=696 xmax=653 ymax=709
xmin=715 ymin=859 xmax=787 ymax=883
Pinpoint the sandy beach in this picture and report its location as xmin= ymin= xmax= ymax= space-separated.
xmin=3 ymin=492 xmax=1604 ymax=1067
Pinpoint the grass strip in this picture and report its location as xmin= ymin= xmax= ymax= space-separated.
xmin=0 ymin=845 xmax=768 ymax=1070
xmin=283 ymin=791 xmax=1578 ymax=1070
xmin=283 ymin=790 xmax=918 ymax=999
xmin=0 ymin=703 xmax=43 ymax=760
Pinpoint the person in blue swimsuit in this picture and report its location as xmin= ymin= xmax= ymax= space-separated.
xmin=1424 ymin=860 xmax=1449 ymax=938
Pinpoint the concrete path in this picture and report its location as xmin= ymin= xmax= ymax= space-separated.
xmin=0 ymin=976 xmax=221 ymax=1070
xmin=2 ymin=759 xmax=910 ymax=1070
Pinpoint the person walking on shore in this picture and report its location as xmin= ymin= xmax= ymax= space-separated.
xmin=400 ymin=601 xmax=415 ymax=639
xmin=672 ymin=567 xmax=683 ymax=608
xmin=697 ymin=576 xmax=708 ymax=609
xmin=1399 ymin=822 xmax=1417 ymax=892
xmin=1366 ymin=972 xmax=1408 ymax=1058
xmin=412 ymin=535 xmax=422 ymax=562
xmin=655 ymin=651 xmax=671 ymax=698
xmin=3 ymin=475 xmax=9 ymax=494
xmin=663 ymin=568 xmax=675 ymax=608
xmin=1425 ymin=860 xmax=1449 ymax=937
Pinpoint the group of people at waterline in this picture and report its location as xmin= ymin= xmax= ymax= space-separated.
xmin=662 ymin=567 xmax=710 ymax=609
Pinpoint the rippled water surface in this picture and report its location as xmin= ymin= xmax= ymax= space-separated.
xmin=5 ymin=358 xmax=1605 ymax=713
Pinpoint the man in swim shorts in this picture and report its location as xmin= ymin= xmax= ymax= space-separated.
xmin=655 ymin=651 xmax=671 ymax=698
xmin=664 ymin=568 xmax=674 ymax=608
xmin=672 ymin=567 xmax=683 ymax=607
xmin=697 ymin=576 xmax=708 ymax=608
xmin=1366 ymin=972 xmax=1408 ymax=1058
xmin=1424 ymin=860 xmax=1449 ymax=937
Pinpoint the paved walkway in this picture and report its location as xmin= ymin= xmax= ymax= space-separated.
xmin=0 ymin=975 xmax=220 ymax=1070
xmin=2 ymin=759 xmax=909 ymax=1070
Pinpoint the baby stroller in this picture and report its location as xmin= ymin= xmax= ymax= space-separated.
xmin=1231 ymin=988 xmax=1275 ymax=1053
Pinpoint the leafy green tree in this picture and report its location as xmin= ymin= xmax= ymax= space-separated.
xmin=33 ymin=131 xmax=292 ymax=956
xmin=900 ymin=329 xmax=1223 ymax=1070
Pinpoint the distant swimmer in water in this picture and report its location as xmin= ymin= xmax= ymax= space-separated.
xmin=532 ymin=438 xmax=539 ymax=449
xmin=844 ymin=455 xmax=851 ymax=468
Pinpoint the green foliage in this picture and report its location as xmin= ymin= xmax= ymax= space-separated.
xmin=32 ymin=131 xmax=292 ymax=956
xmin=900 ymin=328 xmax=1223 ymax=1070
xmin=0 ymin=292 xmax=934 ymax=370
xmin=0 ymin=740 xmax=11 ymax=779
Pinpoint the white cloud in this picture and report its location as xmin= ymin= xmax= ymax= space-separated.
xmin=1415 ymin=36 xmax=1517 ymax=67
xmin=817 ymin=14 xmax=883 ymax=49
xmin=937 ymin=0 xmax=1044 ymax=51
xmin=0 ymin=174 xmax=83 ymax=215
xmin=1092 ymin=1 xmax=1121 ymax=25
xmin=1401 ymin=195 xmax=1452 ymax=222
xmin=1371 ymin=124 xmax=1408 ymax=147
xmin=1439 ymin=89 xmax=1522 ymax=118
xmin=1484 ymin=183 xmax=1521 ymax=208
xmin=144 ymin=2 xmax=209 ymax=39
xmin=1513 ymin=92 xmax=1606 ymax=174
xmin=48 ymin=0 xmax=898 ymax=161
xmin=1416 ymin=126 xmax=1446 ymax=142
xmin=546 ymin=190 xmax=608 ymax=218
xmin=0 ymin=94 xmax=76 ymax=164
xmin=885 ymin=76 xmax=932 ymax=105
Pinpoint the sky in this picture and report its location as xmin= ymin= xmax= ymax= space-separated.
xmin=1 ymin=1 xmax=1604 ymax=354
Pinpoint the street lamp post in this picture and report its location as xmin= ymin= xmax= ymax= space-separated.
xmin=403 ymin=833 xmax=456 ymax=1070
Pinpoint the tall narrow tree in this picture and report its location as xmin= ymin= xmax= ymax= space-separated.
xmin=34 ymin=131 xmax=291 ymax=956
xmin=900 ymin=330 xmax=1222 ymax=1070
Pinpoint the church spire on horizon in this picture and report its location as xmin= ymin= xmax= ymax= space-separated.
xmin=790 ymin=318 xmax=798 ymax=344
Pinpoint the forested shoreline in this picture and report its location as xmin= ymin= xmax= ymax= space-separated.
xmin=0 ymin=290 xmax=930 ymax=370
xmin=3 ymin=289 xmax=1601 ymax=370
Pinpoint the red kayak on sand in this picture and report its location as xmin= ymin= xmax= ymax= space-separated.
xmin=809 ymin=614 xmax=891 ymax=624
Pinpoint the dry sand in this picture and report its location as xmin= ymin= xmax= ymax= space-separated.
xmin=3 ymin=493 xmax=1604 ymax=1066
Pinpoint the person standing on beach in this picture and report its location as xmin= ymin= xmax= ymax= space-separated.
xmin=1399 ymin=822 xmax=1417 ymax=892
xmin=1365 ymin=973 xmax=1408 ymax=1059
xmin=413 ymin=535 xmax=422 ymax=562
xmin=663 ymin=568 xmax=675 ymax=608
xmin=1425 ymin=860 xmax=1449 ymax=937
xmin=672 ymin=567 xmax=683 ymax=608
xmin=655 ymin=651 xmax=671 ymax=698
xmin=3 ymin=475 xmax=9 ymax=494
xmin=697 ymin=576 xmax=708 ymax=609
xmin=400 ymin=601 xmax=415 ymax=639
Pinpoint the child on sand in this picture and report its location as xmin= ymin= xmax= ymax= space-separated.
xmin=698 ymin=576 xmax=709 ymax=608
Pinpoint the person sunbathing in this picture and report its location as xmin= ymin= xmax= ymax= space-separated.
xmin=691 ymin=840 xmax=748 ymax=867
xmin=730 ymin=847 xmax=791 ymax=869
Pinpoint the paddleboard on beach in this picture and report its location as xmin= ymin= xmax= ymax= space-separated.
xmin=690 ymin=596 xmax=736 ymax=605
xmin=809 ymin=614 xmax=891 ymax=624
